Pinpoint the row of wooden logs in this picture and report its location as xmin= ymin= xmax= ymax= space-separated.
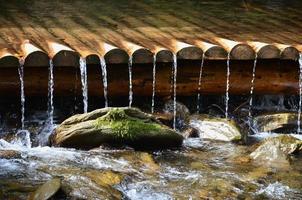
xmin=0 ymin=56 xmax=298 ymax=97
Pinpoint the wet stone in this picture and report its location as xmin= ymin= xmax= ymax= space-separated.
xmin=253 ymin=112 xmax=300 ymax=133
xmin=189 ymin=114 xmax=242 ymax=142
xmin=250 ymin=135 xmax=302 ymax=165
xmin=0 ymin=150 xmax=21 ymax=159
xmin=28 ymin=178 xmax=61 ymax=200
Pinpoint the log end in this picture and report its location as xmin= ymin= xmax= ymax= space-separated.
xmin=53 ymin=50 xmax=80 ymax=67
xmin=177 ymin=46 xmax=203 ymax=60
xmin=205 ymin=46 xmax=228 ymax=59
xmin=104 ymin=48 xmax=129 ymax=64
xmin=0 ymin=55 xmax=19 ymax=67
xmin=133 ymin=48 xmax=153 ymax=64
xmin=24 ymin=51 xmax=49 ymax=67
xmin=156 ymin=50 xmax=173 ymax=62
xmin=281 ymin=46 xmax=299 ymax=60
xmin=86 ymin=54 xmax=100 ymax=65
xmin=257 ymin=45 xmax=281 ymax=59
xmin=230 ymin=44 xmax=255 ymax=60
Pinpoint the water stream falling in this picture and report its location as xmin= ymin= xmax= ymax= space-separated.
xmin=297 ymin=53 xmax=302 ymax=133
xmin=79 ymin=57 xmax=88 ymax=113
xmin=173 ymin=54 xmax=177 ymax=130
xmin=196 ymin=53 xmax=205 ymax=113
xmin=48 ymin=59 xmax=54 ymax=125
xmin=248 ymin=55 xmax=258 ymax=126
xmin=100 ymin=57 xmax=108 ymax=107
xmin=128 ymin=56 xmax=133 ymax=107
xmin=225 ymin=53 xmax=231 ymax=119
xmin=18 ymin=58 xmax=25 ymax=129
xmin=151 ymin=54 xmax=156 ymax=113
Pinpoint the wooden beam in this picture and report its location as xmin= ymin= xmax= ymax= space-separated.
xmin=0 ymin=60 xmax=298 ymax=97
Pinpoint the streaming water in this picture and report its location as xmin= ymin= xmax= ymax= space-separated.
xmin=225 ymin=53 xmax=231 ymax=119
xmin=100 ymin=57 xmax=108 ymax=107
xmin=79 ymin=57 xmax=88 ymax=113
xmin=18 ymin=59 xmax=25 ymax=130
xmin=297 ymin=53 xmax=302 ymax=133
xmin=173 ymin=54 xmax=177 ymax=130
xmin=128 ymin=56 xmax=133 ymax=107
xmin=36 ymin=59 xmax=56 ymax=146
xmin=48 ymin=59 xmax=54 ymax=125
xmin=151 ymin=54 xmax=156 ymax=113
xmin=248 ymin=55 xmax=258 ymax=126
xmin=196 ymin=53 xmax=205 ymax=113
xmin=170 ymin=57 xmax=174 ymax=94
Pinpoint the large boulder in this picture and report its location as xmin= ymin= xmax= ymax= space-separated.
xmin=250 ymin=135 xmax=302 ymax=163
xmin=189 ymin=115 xmax=242 ymax=142
xmin=253 ymin=112 xmax=299 ymax=133
xmin=52 ymin=107 xmax=183 ymax=150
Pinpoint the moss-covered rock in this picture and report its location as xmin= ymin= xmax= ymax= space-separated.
xmin=189 ymin=114 xmax=242 ymax=142
xmin=52 ymin=107 xmax=183 ymax=150
xmin=250 ymin=135 xmax=302 ymax=164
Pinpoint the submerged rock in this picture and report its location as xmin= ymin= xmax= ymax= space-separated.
xmin=189 ymin=115 xmax=242 ymax=142
xmin=250 ymin=135 xmax=302 ymax=163
xmin=52 ymin=107 xmax=183 ymax=150
xmin=28 ymin=178 xmax=61 ymax=200
xmin=253 ymin=112 xmax=299 ymax=133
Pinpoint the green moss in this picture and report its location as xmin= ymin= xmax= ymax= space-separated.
xmin=95 ymin=108 xmax=163 ymax=141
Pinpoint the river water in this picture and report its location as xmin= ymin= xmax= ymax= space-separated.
xmin=0 ymin=115 xmax=302 ymax=199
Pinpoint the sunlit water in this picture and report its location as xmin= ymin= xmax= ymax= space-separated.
xmin=151 ymin=54 xmax=156 ymax=114
xmin=18 ymin=59 xmax=25 ymax=130
xmin=48 ymin=59 xmax=54 ymax=125
xmin=248 ymin=55 xmax=257 ymax=127
xmin=225 ymin=53 xmax=230 ymax=119
xmin=100 ymin=57 xmax=108 ymax=108
xmin=172 ymin=54 xmax=177 ymax=130
xmin=128 ymin=56 xmax=133 ymax=107
xmin=79 ymin=57 xmax=88 ymax=113
xmin=196 ymin=53 xmax=205 ymax=113
xmin=298 ymin=53 xmax=302 ymax=133
xmin=1 ymin=131 xmax=301 ymax=200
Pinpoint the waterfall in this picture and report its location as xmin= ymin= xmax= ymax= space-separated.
xmin=18 ymin=59 xmax=25 ymax=129
xmin=225 ymin=53 xmax=231 ymax=119
xmin=298 ymin=53 xmax=302 ymax=133
xmin=248 ymin=55 xmax=257 ymax=126
xmin=100 ymin=57 xmax=108 ymax=107
xmin=128 ymin=56 xmax=133 ymax=107
xmin=48 ymin=59 xmax=54 ymax=125
xmin=79 ymin=57 xmax=88 ymax=113
xmin=151 ymin=54 xmax=156 ymax=113
xmin=173 ymin=54 xmax=177 ymax=130
xmin=36 ymin=59 xmax=56 ymax=146
xmin=196 ymin=53 xmax=205 ymax=113
xmin=170 ymin=57 xmax=174 ymax=94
